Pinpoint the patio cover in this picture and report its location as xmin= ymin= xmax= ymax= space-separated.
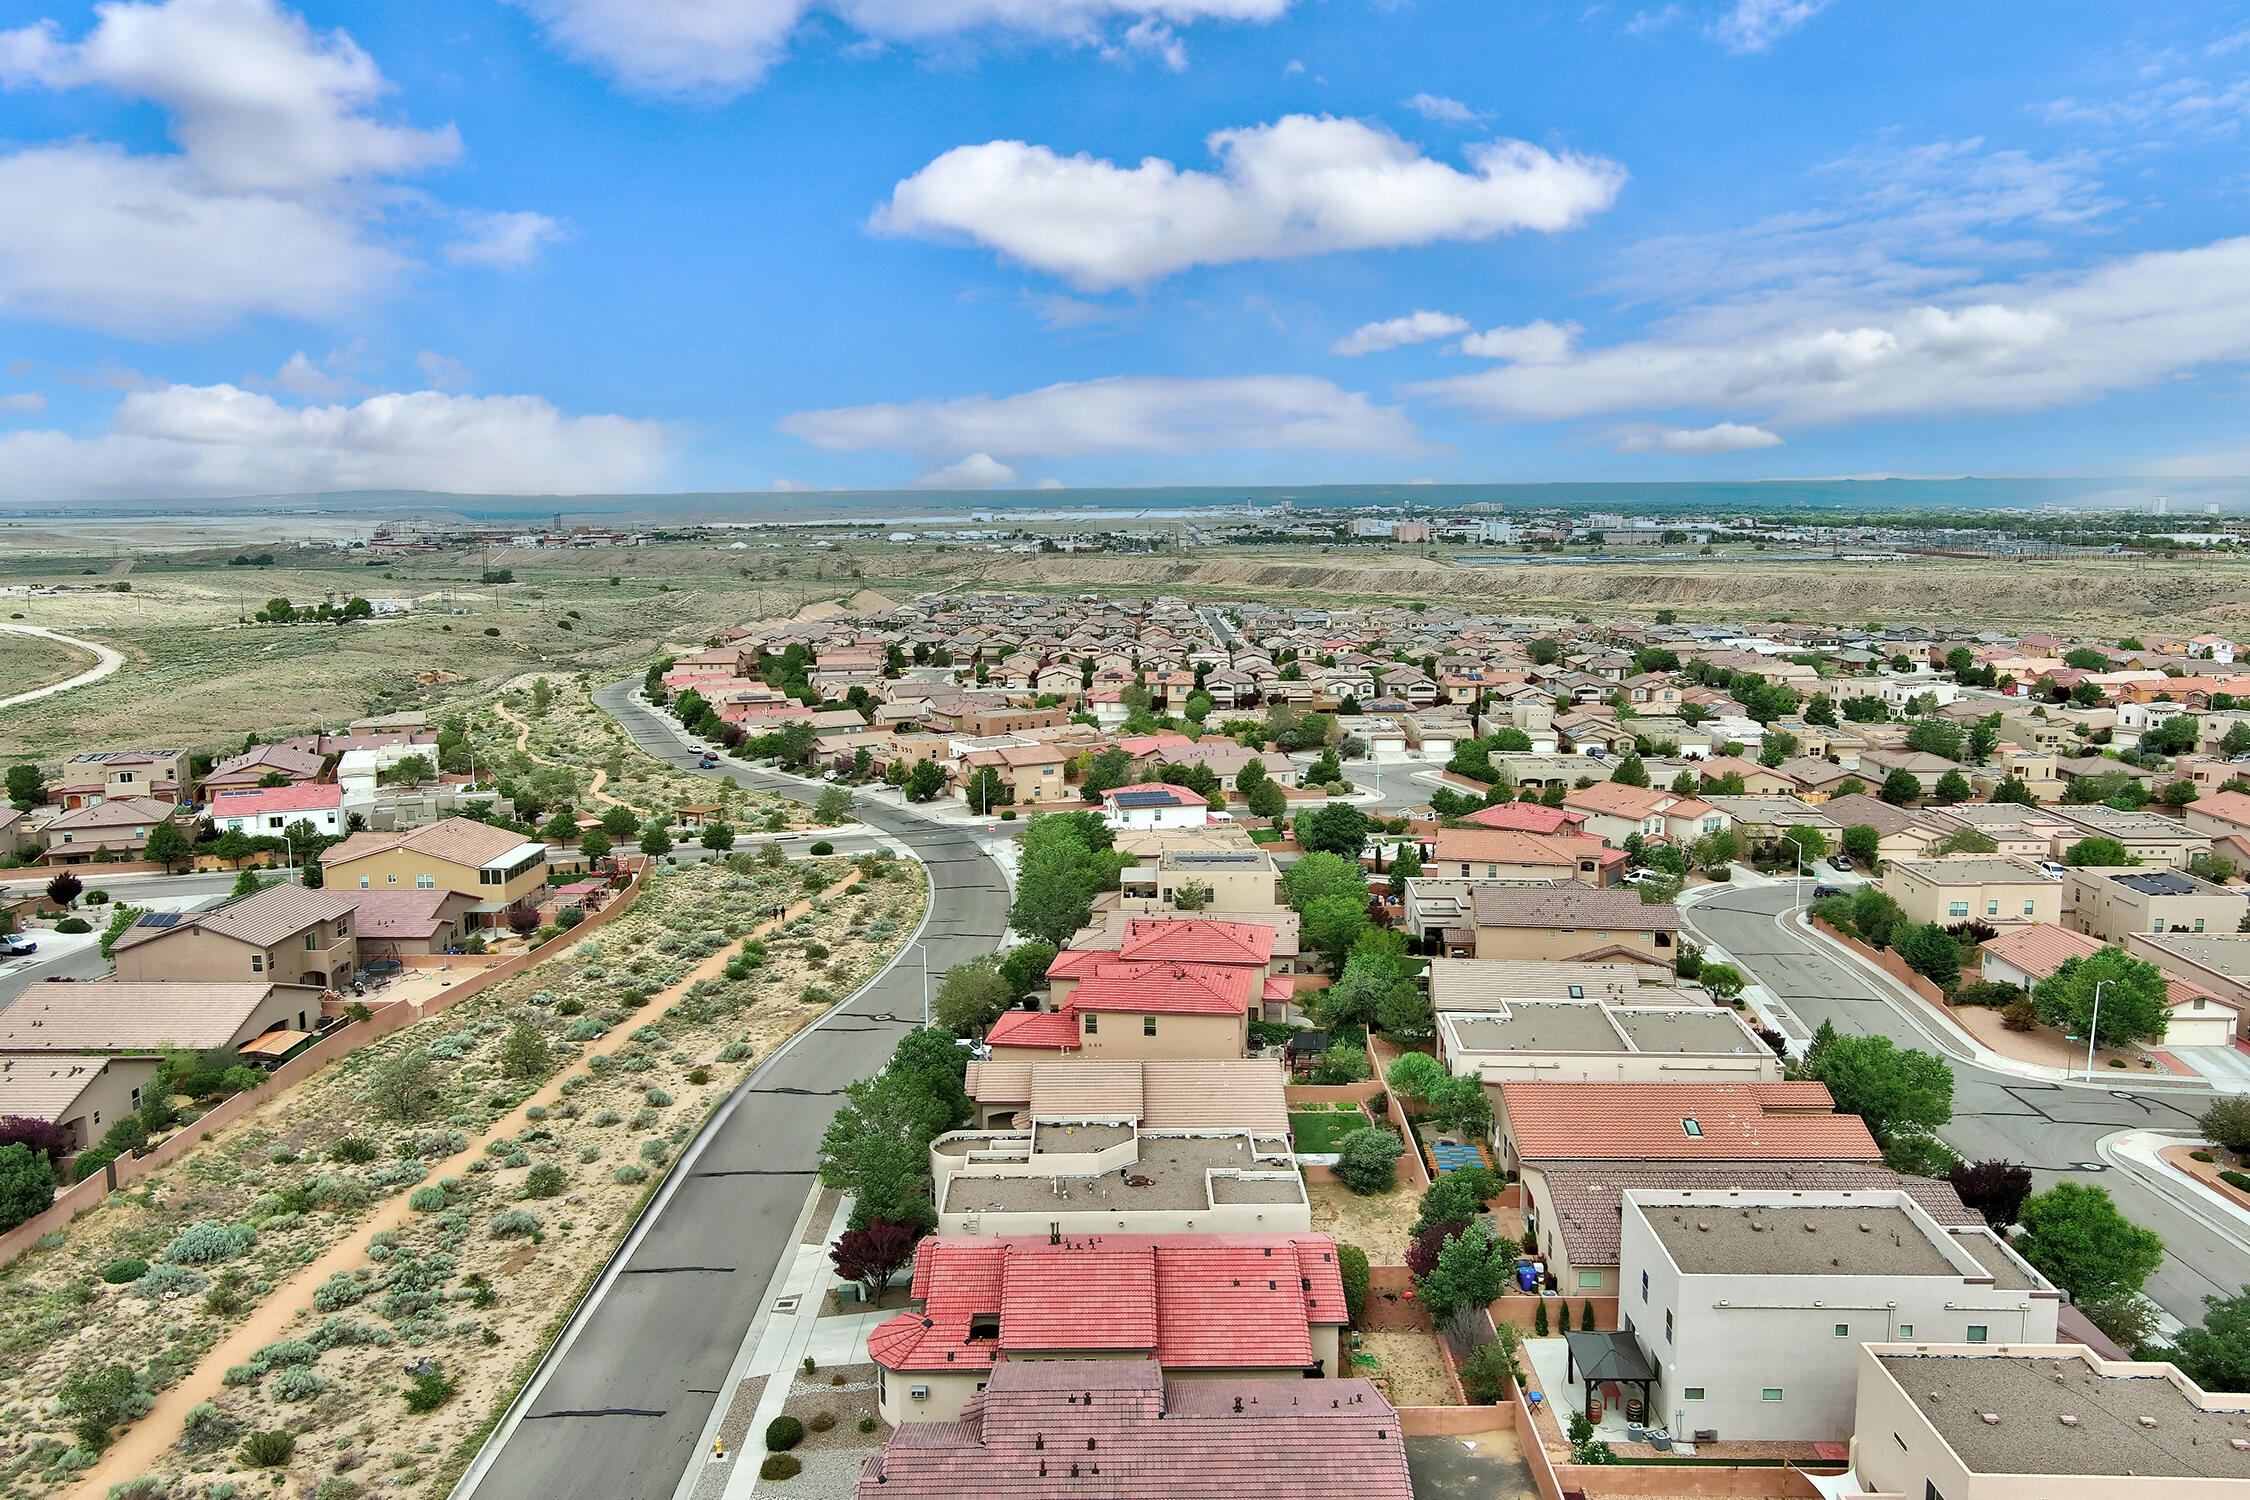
xmin=1564 ymin=1328 xmax=1655 ymax=1385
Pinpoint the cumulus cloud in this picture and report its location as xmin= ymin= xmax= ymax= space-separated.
xmin=911 ymin=452 xmax=1018 ymax=488
xmin=1712 ymin=0 xmax=1836 ymax=52
xmin=513 ymin=0 xmax=1289 ymax=95
xmin=1403 ymin=93 xmax=1482 ymax=123
xmin=448 ymin=211 xmax=567 ymax=268
xmin=0 ymin=384 xmax=671 ymax=501
xmin=0 ymin=392 xmax=46 ymax=414
xmin=414 ymin=351 xmax=475 ymax=390
xmin=260 ymin=350 xmax=371 ymax=399
xmin=1333 ymin=310 xmax=1470 ymax=356
xmin=780 ymin=373 xmax=1423 ymax=459
xmin=877 ymin=114 xmax=1625 ymax=290
xmin=0 ymin=0 xmax=548 ymax=335
xmin=1413 ymin=238 xmax=2250 ymax=428
xmin=1615 ymin=422 xmax=1782 ymax=453
xmin=1458 ymin=319 xmax=1581 ymax=363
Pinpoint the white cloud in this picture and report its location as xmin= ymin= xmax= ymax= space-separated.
xmin=911 ymin=452 xmax=1017 ymax=488
xmin=1035 ymin=476 xmax=1067 ymax=489
xmin=1625 ymin=6 xmax=1682 ymax=35
xmin=1333 ymin=310 xmax=1470 ymax=356
xmin=0 ymin=392 xmax=46 ymax=414
xmin=261 ymin=350 xmax=370 ymax=399
xmin=1413 ymin=237 xmax=2250 ymax=428
xmin=512 ymin=0 xmax=1288 ymax=95
xmin=781 ymin=373 xmax=1423 ymax=459
xmin=1403 ymin=93 xmax=1481 ymax=123
xmin=414 ymin=351 xmax=475 ymax=390
xmin=448 ymin=211 xmax=567 ymax=268
xmin=1458 ymin=319 xmax=1580 ymax=362
xmin=0 ymin=384 xmax=671 ymax=501
xmin=1615 ymin=422 xmax=1782 ymax=453
xmin=1108 ymin=17 xmax=1186 ymax=70
xmin=0 ymin=0 xmax=548 ymax=335
xmin=769 ymin=477 xmax=817 ymax=491
xmin=876 ymin=114 xmax=1625 ymax=290
xmin=1712 ymin=0 xmax=1836 ymax=52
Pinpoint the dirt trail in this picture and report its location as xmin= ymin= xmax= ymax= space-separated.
xmin=69 ymin=868 xmax=866 ymax=1498
xmin=493 ymin=700 xmax=626 ymax=808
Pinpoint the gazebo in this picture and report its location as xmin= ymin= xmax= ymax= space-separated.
xmin=1563 ymin=1328 xmax=1656 ymax=1427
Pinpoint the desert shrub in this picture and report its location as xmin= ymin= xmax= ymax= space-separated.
xmin=223 ymin=1364 xmax=261 ymax=1387
xmin=408 ymin=1186 xmax=447 ymax=1213
xmin=489 ymin=1209 xmax=541 ymax=1240
xmin=311 ymin=1273 xmax=367 ymax=1311
xmin=308 ymin=1316 xmax=391 ymax=1350
xmin=765 ymin=1416 xmax=804 ymax=1452
xmin=403 ymin=1371 xmax=457 ymax=1413
xmin=639 ymin=1139 xmax=668 ymax=1162
xmin=687 ymin=1067 xmax=711 ymax=1084
xmin=313 ymin=1477 xmax=360 ymax=1500
xmin=179 ymin=1401 xmax=240 ymax=1454
xmin=329 ymin=1137 xmax=379 ymax=1164
xmin=1333 ymin=1127 xmax=1406 ymax=1195
xmin=563 ymin=1020 xmax=606 ymax=1042
xmin=613 ymin=1165 xmax=647 ymax=1184
xmin=161 ymin=1221 xmax=253 ymax=1265
xmin=715 ymin=1040 xmax=753 ymax=1062
xmin=578 ymin=1144 xmax=601 ymax=1163
xmin=858 ymin=1416 xmax=877 ymax=1434
xmin=55 ymin=917 xmax=90 ymax=934
xmin=759 ymin=1455 xmax=801 ymax=1481
xmin=131 ymin=1263 xmax=206 ymax=1300
xmin=307 ymin=1173 xmax=371 ymax=1211
xmin=644 ymin=1088 xmax=673 ymax=1107
xmin=522 ymin=1163 xmax=567 ymax=1198
xmin=251 ymin=1339 xmax=316 ymax=1370
xmin=591 ymin=1109 xmax=622 ymax=1127
xmin=807 ymin=1411 xmax=836 ymax=1433
xmin=2001 ymin=999 xmax=2039 ymax=1032
xmin=270 ymin=1366 xmax=327 ymax=1402
xmin=101 ymin=1259 xmax=148 ymax=1285
xmin=239 ymin=1430 xmax=295 ymax=1467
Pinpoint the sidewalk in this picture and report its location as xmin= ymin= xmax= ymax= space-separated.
xmin=2100 ymin=1129 xmax=2250 ymax=1253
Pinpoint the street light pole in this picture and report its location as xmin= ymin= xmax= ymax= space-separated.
xmin=920 ymin=941 xmax=931 ymax=1028
xmin=2085 ymin=978 xmax=2111 ymax=1081
xmin=1780 ymin=833 xmax=1809 ymax=919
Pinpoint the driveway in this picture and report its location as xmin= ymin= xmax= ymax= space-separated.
xmin=455 ymin=680 xmax=1013 ymax=1500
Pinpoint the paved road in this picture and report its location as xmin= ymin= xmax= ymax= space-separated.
xmin=1687 ymin=881 xmax=2250 ymax=1325
xmin=0 ymin=622 xmax=123 ymax=709
xmin=458 ymin=681 xmax=1012 ymax=1500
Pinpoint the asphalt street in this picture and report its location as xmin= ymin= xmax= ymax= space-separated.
xmin=1686 ymin=880 xmax=2250 ymax=1326
xmin=458 ymin=681 xmax=1013 ymax=1500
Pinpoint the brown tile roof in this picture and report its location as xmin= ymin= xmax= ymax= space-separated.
xmin=1429 ymin=827 xmax=1582 ymax=868
xmin=335 ymin=888 xmax=467 ymax=939
xmin=1531 ymin=1161 xmax=1978 ymax=1266
xmin=1502 ymin=1080 xmax=1880 ymax=1161
xmin=44 ymin=797 xmax=178 ymax=833
xmin=0 ymin=1053 xmax=126 ymax=1121
xmin=856 ymin=1361 xmax=1412 ymax=1500
xmin=1979 ymin=923 xmax=2106 ymax=980
xmin=0 ymin=981 xmax=318 ymax=1052
xmin=111 ymin=883 xmax=356 ymax=953
xmin=323 ymin=816 xmax=540 ymax=870
xmin=1469 ymin=884 xmax=1681 ymax=932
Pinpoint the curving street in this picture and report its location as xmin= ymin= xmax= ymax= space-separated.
xmin=1685 ymin=879 xmax=2250 ymax=1326
xmin=453 ymin=680 xmax=1012 ymax=1500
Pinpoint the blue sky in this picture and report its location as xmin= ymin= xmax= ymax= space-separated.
xmin=2 ymin=0 xmax=2249 ymax=498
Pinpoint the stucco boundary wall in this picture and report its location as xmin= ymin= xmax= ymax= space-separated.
xmin=1810 ymin=915 xmax=1950 ymax=1007
xmin=0 ymin=864 xmax=649 ymax=1269
xmin=1395 ymin=1403 xmax=1516 ymax=1435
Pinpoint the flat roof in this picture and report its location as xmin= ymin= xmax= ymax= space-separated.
xmin=1947 ymin=1229 xmax=2037 ymax=1291
xmin=2112 ymin=870 xmax=2199 ymax=897
xmin=1450 ymin=1004 xmax=1626 ymax=1054
xmin=1876 ymin=1351 xmax=2250 ymax=1478
xmin=1611 ymin=1008 xmax=1761 ymax=1053
xmin=1891 ymin=857 xmax=2047 ymax=885
xmin=940 ymin=1132 xmax=1301 ymax=1216
xmin=1637 ymin=1202 xmax=1961 ymax=1277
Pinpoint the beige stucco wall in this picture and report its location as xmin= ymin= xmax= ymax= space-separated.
xmin=1154 ymin=865 xmax=1284 ymax=910
xmin=1472 ymin=926 xmax=1673 ymax=962
xmin=1074 ymin=1010 xmax=1246 ymax=1059
xmin=329 ymin=847 xmax=546 ymax=906
xmin=36 ymin=1056 xmax=162 ymax=1152
xmin=1886 ymin=869 xmax=2059 ymax=928
xmin=2065 ymin=875 xmax=2245 ymax=944
xmin=938 ymin=1197 xmax=1312 ymax=1237
xmin=112 ymin=921 xmax=356 ymax=988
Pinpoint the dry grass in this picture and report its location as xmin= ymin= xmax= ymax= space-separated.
xmin=1350 ymin=1329 xmax=1456 ymax=1407
xmin=1307 ymin=1179 xmax=1421 ymax=1266
xmin=0 ymin=630 xmax=97 ymax=696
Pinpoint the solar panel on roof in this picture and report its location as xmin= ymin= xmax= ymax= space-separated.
xmin=1112 ymin=789 xmax=1178 ymax=807
xmin=135 ymin=912 xmax=183 ymax=928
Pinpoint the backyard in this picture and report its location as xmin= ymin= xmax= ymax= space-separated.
xmin=1350 ymin=1329 xmax=1458 ymax=1406
xmin=1288 ymin=1101 xmax=1371 ymax=1152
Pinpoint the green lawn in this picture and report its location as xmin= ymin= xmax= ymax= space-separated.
xmin=1289 ymin=1109 xmax=1368 ymax=1151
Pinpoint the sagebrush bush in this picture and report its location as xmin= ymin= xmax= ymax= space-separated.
xmin=239 ymin=1430 xmax=295 ymax=1467
xmin=489 ymin=1209 xmax=541 ymax=1240
xmin=132 ymin=1263 xmax=206 ymax=1300
xmin=591 ymin=1110 xmax=622 ymax=1127
xmin=612 ymin=1165 xmax=647 ymax=1184
xmin=522 ymin=1163 xmax=567 ymax=1198
xmin=639 ymin=1139 xmax=668 ymax=1162
xmin=161 ymin=1221 xmax=253 ymax=1265
xmin=307 ymin=1173 xmax=371 ymax=1211
xmin=270 ymin=1366 xmax=327 ymax=1402
xmin=312 ymin=1273 xmax=367 ymax=1311
xmin=329 ymin=1137 xmax=379 ymax=1164
xmin=408 ymin=1186 xmax=447 ymax=1213
xmin=644 ymin=1088 xmax=673 ymax=1107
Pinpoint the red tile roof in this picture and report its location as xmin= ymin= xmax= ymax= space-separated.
xmin=1979 ymin=923 xmax=2105 ymax=981
xmin=1429 ymin=826 xmax=1582 ymax=869
xmin=1501 ymin=1080 xmax=1881 ymax=1162
xmin=985 ymin=1010 xmax=1083 ymax=1052
xmin=1119 ymin=918 xmax=1276 ymax=967
xmin=1102 ymin=782 xmax=1203 ymax=807
xmin=1463 ymin=802 xmax=1588 ymax=835
xmin=211 ymin=783 xmax=343 ymax=816
xmin=1066 ymin=963 xmax=1256 ymax=1016
xmin=857 ymin=1361 xmax=1412 ymax=1500
xmin=874 ymin=1234 xmax=1346 ymax=1376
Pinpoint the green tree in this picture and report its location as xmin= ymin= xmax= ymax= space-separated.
xmin=142 ymin=819 xmax=192 ymax=873
xmin=1235 ymin=758 xmax=1269 ymax=795
xmin=2063 ymin=647 xmax=2111 ymax=672
xmin=367 ymin=1047 xmax=440 ymax=1120
xmin=1301 ymin=895 xmax=1373 ymax=971
xmin=905 ymin=759 xmax=947 ymax=802
xmin=1282 ymin=850 xmax=1369 ymax=910
xmin=1932 ymin=769 xmax=1972 ymax=805
xmin=1415 ymin=1225 xmax=1512 ymax=1333
xmin=1079 ymin=747 xmax=1134 ymax=800
xmin=1879 ymin=768 xmax=1924 ymax=805
xmin=5 ymin=762 xmax=48 ymax=807
xmin=1332 ymin=1126 xmax=1405 ymax=1194
xmin=1609 ymin=754 xmax=1650 ymax=788
xmin=1699 ymin=963 xmax=1745 ymax=1006
xmin=1804 ymin=694 xmax=1837 ymax=727
xmin=1336 ymin=1243 xmax=1371 ymax=1327
xmin=57 ymin=1362 xmax=138 ymax=1452
xmin=578 ymin=828 xmax=613 ymax=860
xmin=1905 ymin=718 xmax=1966 ymax=760
xmin=1320 ymin=949 xmax=1401 ymax=1031
xmin=1247 ymin=779 xmax=1288 ymax=823
xmin=932 ymin=954 xmax=1015 ymax=1036
xmin=2224 ymin=721 xmax=2250 ymax=759
xmin=998 ymin=941 xmax=1056 ymax=1001
xmin=1842 ymin=825 xmax=1882 ymax=868
xmin=1934 ymin=826 xmax=1999 ymax=856
xmin=639 ymin=822 xmax=674 ymax=857
xmin=1386 ymin=842 xmax=1423 ymax=898
xmin=1007 ymin=813 xmax=1127 ymax=947
xmin=699 ymin=821 xmax=736 ymax=852
xmin=0 ymin=1141 xmax=55 ymax=1233
xmin=1896 ymin=922 xmax=1962 ymax=987
xmin=1376 ymin=978 xmax=1434 ymax=1040
xmin=775 ymin=721 xmax=819 ymax=770
xmin=2063 ymin=836 xmax=2138 ymax=867
xmin=1527 ymin=637 xmax=1560 ymax=666
xmin=600 ymin=804 xmax=641 ymax=838
xmin=2170 ymin=1286 xmax=2250 ymax=1394
xmin=390 ymin=754 xmax=436 ymax=786
xmin=2015 ymin=1182 xmax=2164 ymax=1304
xmin=1778 ymin=824 xmax=1829 ymax=865
xmin=1385 ymin=1050 xmax=1448 ymax=1103
xmin=962 ymin=767 xmax=1012 ymax=813
xmin=2032 ymin=948 xmax=2171 ymax=1046
xmin=1806 ymin=1034 xmax=1953 ymax=1152
xmin=2199 ymin=1096 xmax=2250 ymax=1158
xmin=815 ymin=786 xmax=854 ymax=823
xmin=1690 ymin=827 xmax=1740 ymax=873
xmin=499 ymin=1022 xmax=553 ymax=1080
xmin=1295 ymin=802 xmax=1369 ymax=857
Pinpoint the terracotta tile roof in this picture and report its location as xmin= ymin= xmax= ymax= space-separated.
xmin=1531 ymin=1162 xmax=1979 ymax=1266
xmin=1462 ymin=802 xmax=1588 ymax=834
xmin=1468 ymin=884 xmax=1681 ymax=931
xmin=1979 ymin=924 xmax=2106 ymax=980
xmin=1119 ymin=919 xmax=1275 ymax=967
xmin=2193 ymin=789 xmax=2250 ymax=830
xmin=112 ymin=883 xmax=356 ymax=953
xmin=44 ymin=797 xmax=178 ymax=832
xmin=877 ymin=1234 xmax=1346 ymax=1375
xmin=856 ymin=1362 xmax=1412 ymax=1500
xmin=1502 ymin=1080 xmax=1880 ymax=1161
xmin=985 ymin=1010 xmax=1084 ymax=1051
xmin=0 ymin=1054 xmax=123 ymax=1121
xmin=1429 ymin=827 xmax=1582 ymax=868
xmin=1028 ymin=1060 xmax=1145 ymax=1120
xmin=210 ymin=784 xmax=343 ymax=817
xmin=336 ymin=889 xmax=467 ymax=939
xmin=323 ymin=816 xmax=543 ymax=871
xmin=1066 ymin=963 xmax=1256 ymax=1016
xmin=1101 ymin=782 xmax=1203 ymax=807
xmin=1561 ymin=781 xmax=1672 ymax=818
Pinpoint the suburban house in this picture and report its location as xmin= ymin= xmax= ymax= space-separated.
xmin=1460 ymin=802 xmax=1589 ymax=836
xmin=1099 ymin=783 xmax=1213 ymax=831
xmin=866 ymin=1232 xmax=1351 ymax=1423
xmin=1048 ymin=919 xmax=1290 ymax=999
xmin=54 ymin=749 xmax=190 ymax=809
xmin=1847 ymin=1343 xmax=2250 ymax=1499
xmin=1814 ymin=796 xmax=1948 ymax=865
xmin=2182 ymin=787 xmax=2250 ymax=846
xmin=1430 ymin=957 xmax=1779 ymax=1086
xmin=933 ymin=1059 xmax=1306 ymax=1235
xmin=2065 ymin=867 xmax=2248 ymax=943
xmin=1856 ymin=747 xmax=1969 ymax=796
xmin=958 ymin=743 xmax=1068 ymax=805
xmin=1461 ymin=884 xmax=1683 ymax=963
xmin=1562 ymin=782 xmax=1730 ymax=846
xmin=1982 ymin=923 xmax=2238 ymax=1046
xmin=1615 ymin=1189 xmax=2058 ymax=1444
xmin=0 ymin=980 xmax=329 ymax=1058
xmin=2051 ymin=806 xmax=2214 ymax=869
xmin=40 ymin=797 xmax=183 ymax=864
xmin=0 ymin=1054 xmax=162 ymax=1153
xmin=1879 ymin=858 xmax=2060 ymax=928
xmin=320 ymin=817 xmax=549 ymax=921
xmin=339 ymin=888 xmax=481 ymax=958
xmin=200 ymin=744 xmax=327 ymax=793
xmin=1115 ymin=848 xmax=1286 ymax=912
xmin=853 ymin=1361 xmax=1411 ymax=1500
xmin=1923 ymin=803 xmax=2080 ymax=861
xmin=1427 ymin=826 xmax=1621 ymax=885
xmin=986 ymin=961 xmax=1262 ymax=1060
xmin=210 ymin=783 xmax=346 ymax=839
xmin=108 ymin=884 xmax=359 ymax=989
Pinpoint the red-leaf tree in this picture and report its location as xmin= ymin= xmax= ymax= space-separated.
xmin=1405 ymin=1221 xmax=1466 ymax=1280
xmin=0 ymin=1115 xmax=72 ymax=1162
xmin=831 ymin=1218 xmax=923 ymax=1302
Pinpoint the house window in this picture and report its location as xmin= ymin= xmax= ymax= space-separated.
xmin=1083 ymin=1013 xmax=1098 ymax=1035
xmin=1486 ymin=864 xmax=1498 ymax=877
xmin=1985 ymin=900 xmax=1998 ymax=917
xmin=2195 ymin=918 xmax=2207 ymax=932
xmin=1664 ymin=1310 xmax=1673 ymax=1343
xmin=1641 ymin=1270 xmax=1649 ymax=1301
xmin=2023 ymin=901 xmax=2036 ymax=917
xmin=2154 ymin=918 xmax=2166 ymax=933
xmin=417 ymin=874 xmax=436 ymax=890
xmin=386 ymin=873 xmax=398 ymax=885
xmin=1834 ymin=1323 xmax=1850 ymax=1338
xmin=360 ymin=876 xmax=371 ymax=889
xmin=1683 ymin=1388 xmax=1704 ymax=1401
xmin=1948 ymin=902 xmax=1969 ymax=919
xmin=1897 ymin=1324 xmax=1912 ymax=1337
xmin=1143 ymin=1016 xmax=1156 ymax=1036
xmin=304 ymin=933 xmax=317 ymax=950
xmin=1965 ymin=1325 xmax=1987 ymax=1343
xmin=1762 ymin=1389 xmax=1784 ymax=1403
xmin=250 ymin=954 xmax=263 ymax=973
xmin=1577 ymin=1270 xmax=1603 ymax=1290
xmin=336 ymin=921 xmax=348 ymax=937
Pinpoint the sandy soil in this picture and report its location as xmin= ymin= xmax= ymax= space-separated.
xmin=1943 ymin=1002 xmax=2160 ymax=1074
xmin=1352 ymin=1329 xmax=1457 ymax=1406
xmin=1309 ymin=1180 xmax=1422 ymax=1264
